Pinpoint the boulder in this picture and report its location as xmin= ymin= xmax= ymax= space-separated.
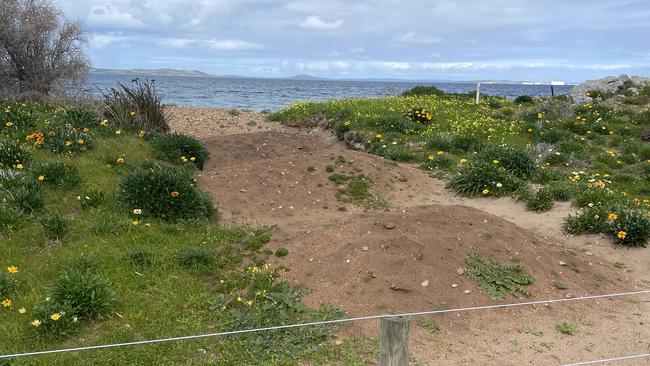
xmin=571 ymin=74 xmax=650 ymax=105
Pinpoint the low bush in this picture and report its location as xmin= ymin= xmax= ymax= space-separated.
xmin=29 ymin=162 xmax=81 ymax=188
xmin=525 ymin=188 xmax=554 ymax=212
xmin=547 ymin=181 xmax=577 ymax=201
xmin=124 ymin=249 xmax=155 ymax=267
xmin=150 ymin=133 xmax=210 ymax=170
xmin=514 ymin=95 xmax=534 ymax=104
xmin=422 ymin=154 xmax=454 ymax=170
xmin=534 ymin=167 xmax=567 ymax=184
xmin=477 ymin=145 xmax=538 ymax=179
xmin=0 ymin=140 xmax=30 ymax=170
xmin=448 ymin=160 xmax=523 ymax=197
xmin=563 ymin=206 xmax=610 ymax=235
xmin=573 ymin=187 xmax=616 ymax=208
xmin=610 ymin=208 xmax=650 ymax=247
xmin=30 ymin=301 xmax=78 ymax=339
xmin=42 ymin=127 xmax=93 ymax=155
xmin=543 ymin=152 xmax=570 ymax=166
xmin=451 ymin=135 xmax=485 ymax=153
xmin=60 ymin=107 xmax=99 ymax=131
xmin=102 ymin=79 xmax=170 ymax=132
xmin=39 ymin=212 xmax=70 ymax=240
xmin=78 ymin=189 xmax=105 ymax=209
xmin=117 ymin=161 xmax=215 ymax=221
xmin=50 ymin=256 xmax=116 ymax=319
xmin=1 ymin=181 xmax=44 ymax=213
xmin=401 ymin=85 xmax=444 ymax=97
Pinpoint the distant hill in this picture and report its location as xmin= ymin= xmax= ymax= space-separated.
xmin=284 ymin=74 xmax=329 ymax=81
xmin=90 ymin=68 xmax=214 ymax=77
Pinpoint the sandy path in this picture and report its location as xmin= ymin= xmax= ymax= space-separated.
xmin=170 ymin=108 xmax=650 ymax=366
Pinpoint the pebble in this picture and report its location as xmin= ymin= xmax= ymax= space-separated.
xmin=555 ymin=282 xmax=569 ymax=290
xmin=421 ymin=280 xmax=429 ymax=287
xmin=559 ymin=261 xmax=566 ymax=266
xmin=334 ymin=340 xmax=343 ymax=346
xmin=464 ymin=290 xmax=471 ymax=294
xmin=362 ymin=246 xmax=369 ymax=251
xmin=240 ymin=189 xmax=247 ymax=193
xmin=456 ymin=268 xmax=465 ymax=275
xmin=383 ymin=222 xmax=396 ymax=230
xmin=451 ymin=283 xmax=458 ymax=288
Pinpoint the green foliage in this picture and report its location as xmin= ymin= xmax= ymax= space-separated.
xmin=547 ymin=181 xmax=577 ymax=201
xmin=117 ymin=161 xmax=215 ymax=221
xmin=555 ymin=322 xmax=577 ymax=335
xmin=404 ymin=107 xmax=433 ymax=124
xmin=275 ymin=247 xmax=289 ymax=257
xmin=1 ymin=178 xmax=44 ymax=213
xmin=0 ymin=204 xmax=25 ymax=232
xmin=50 ymin=256 xmax=117 ymax=319
xmin=39 ymin=212 xmax=71 ymax=240
xmin=465 ymin=249 xmax=534 ymax=301
xmin=325 ymin=165 xmax=334 ymax=173
xmin=401 ymin=85 xmax=444 ymax=97
xmin=448 ymin=160 xmax=523 ymax=197
xmin=42 ymin=126 xmax=93 ymax=155
xmin=573 ymin=188 xmax=616 ymax=208
xmin=150 ymin=133 xmax=210 ymax=170
xmin=610 ymin=208 xmax=650 ymax=247
xmin=478 ymin=145 xmax=538 ymax=179
xmin=30 ymin=301 xmax=79 ymax=339
xmin=0 ymin=140 xmax=30 ymax=170
xmin=514 ymin=95 xmax=534 ymax=104
xmin=29 ymin=162 xmax=82 ymax=188
xmin=78 ymin=188 xmax=105 ymax=209
xmin=60 ymin=107 xmax=99 ymax=131
xmin=525 ymin=188 xmax=554 ymax=212
xmin=102 ymin=79 xmax=170 ymax=133
xmin=563 ymin=206 xmax=611 ymax=235
xmin=124 ymin=249 xmax=154 ymax=267
xmin=0 ymin=271 xmax=18 ymax=298
xmin=177 ymin=247 xmax=215 ymax=270
xmin=534 ymin=167 xmax=567 ymax=184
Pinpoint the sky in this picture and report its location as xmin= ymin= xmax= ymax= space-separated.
xmin=55 ymin=0 xmax=650 ymax=82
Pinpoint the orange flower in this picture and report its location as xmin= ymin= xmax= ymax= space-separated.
xmin=170 ymin=191 xmax=180 ymax=198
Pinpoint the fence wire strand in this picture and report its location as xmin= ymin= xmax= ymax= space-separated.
xmin=1 ymin=289 xmax=649 ymax=360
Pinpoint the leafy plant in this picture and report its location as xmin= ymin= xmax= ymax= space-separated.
xmin=555 ymin=322 xmax=577 ymax=335
xmin=39 ymin=212 xmax=70 ymax=240
xmin=0 ymin=140 xmax=30 ymax=170
xmin=448 ymin=160 xmax=523 ymax=197
xmin=465 ymin=249 xmax=534 ymax=301
xmin=29 ymin=162 xmax=82 ymax=188
xmin=478 ymin=145 xmax=538 ymax=179
xmin=30 ymin=301 xmax=78 ymax=339
xmin=525 ymin=188 xmax=554 ymax=212
xmin=1 ymin=181 xmax=44 ymax=213
xmin=78 ymin=188 xmax=105 ymax=209
xmin=150 ymin=133 xmax=210 ymax=170
xmin=117 ymin=161 xmax=215 ymax=221
xmin=514 ymin=95 xmax=534 ymax=104
xmin=42 ymin=126 xmax=93 ymax=155
xmin=177 ymin=247 xmax=215 ymax=270
xmin=563 ymin=206 xmax=610 ymax=235
xmin=0 ymin=272 xmax=18 ymax=298
xmin=610 ymin=208 xmax=650 ymax=247
xmin=0 ymin=204 xmax=25 ymax=232
xmin=401 ymin=85 xmax=444 ymax=97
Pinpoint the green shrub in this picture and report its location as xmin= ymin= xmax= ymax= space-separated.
xmin=0 ymin=272 xmax=18 ymax=298
xmin=275 ymin=247 xmax=289 ymax=257
xmin=425 ymin=135 xmax=452 ymax=152
xmin=42 ymin=127 xmax=93 ymax=155
xmin=325 ymin=165 xmax=334 ymax=173
xmin=478 ymin=145 xmax=538 ymax=179
xmin=1 ymin=182 xmax=44 ymax=213
xmin=514 ymin=95 xmax=534 ymax=104
xmin=555 ymin=322 xmax=578 ymax=336
xmin=124 ymin=249 xmax=154 ymax=267
xmin=534 ymin=128 xmax=570 ymax=144
xmin=0 ymin=204 xmax=25 ymax=232
xmin=60 ymin=107 xmax=99 ymax=131
xmin=78 ymin=189 xmax=105 ymax=209
xmin=448 ymin=160 xmax=523 ymax=197
xmin=573 ymin=188 xmax=616 ymax=208
xmin=451 ymin=135 xmax=485 ymax=153
xmin=421 ymin=154 xmax=454 ymax=170
xmin=117 ymin=161 xmax=215 ymax=221
xmin=39 ymin=212 xmax=70 ymax=240
xmin=0 ymin=140 xmax=30 ymax=170
xmin=548 ymin=181 xmax=577 ymax=201
xmin=534 ymin=168 xmax=567 ymax=184
xmin=544 ymin=152 xmax=570 ymax=166
xmin=102 ymin=79 xmax=170 ymax=132
xmin=150 ymin=133 xmax=210 ymax=170
xmin=557 ymin=139 xmax=586 ymax=155
xmin=401 ymin=85 xmax=444 ymax=97
xmin=610 ymin=208 xmax=650 ymax=247
xmin=29 ymin=162 xmax=81 ymax=188
xmin=404 ymin=107 xmax=433 ymax=124
xmin=51 ymin=256 xmax=116 ymax=319
xmin=465 ymin=249 xmax=534 ymax=301
xmin=30 ymin=301 xmax=78 ymax=339
xmin=563 ymin=206 xmax=610 ymax=235
xmin=177 ymin=247 xmax=215 ymax=270
xmin=526 ymin=189 xmax=554 ymax=212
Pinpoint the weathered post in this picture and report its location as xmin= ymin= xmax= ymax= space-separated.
xmin=379 ymin=316 xmax=411 ymax=366
xmin=551 ymin=84 xmax=555 ymax=97
xmin=475 ymin=82 xmax=481 ymax=104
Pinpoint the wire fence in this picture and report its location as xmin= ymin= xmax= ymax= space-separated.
xmin=1 ymin=288 xmax=650 ymax=363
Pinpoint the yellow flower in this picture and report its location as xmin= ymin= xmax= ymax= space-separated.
xmin=15 ymin=163 xmax=24 ymax=170
xmin=427 ymin=154 xmax=435 ymax=161
xmin=18 ymin=307 xmax=27 ymax=314
xmin=617 ymin=231 xmax=627 ymax=240
xmin=608 ymin=213 xmax=618 ymax=220
xmin=459 ymin=158 xmax=468 ymax=164
xmin=492 ymin=160 xmax=499 ymax=165
xmin=38 ymin=175 xmax=45 ymax=182
xmin=7 ymin=265 xmax=18 ymax=274
xmin=236 ymin=296 xmax=242 ymax=302
xmin=5 ymin=122 xmax=14 ymax=127
xmin=115 ymin=129 xmax=122 ymax=135
xmin=83 ymin=128 xmax=90 ymax=133
xmin=437 ymin=150 xmax=444 ymax=155
xmin=1 ymin=299 xmax=12 ymax=308
xmin=116 ymin=157 xmax=125 ymax=164
xmin=170 ymin=191 xmax=180 ymax=197
xmin=343 ymin=120 xmax=351 ymax=126
xmin=482 ymin=188 xmax=490 ymax=195
xmin=130 ymin=111 xmax=136 ymax=117
xmin=527 ymin=128 xmax=532 ymax=133
xmin=190 ymin=157 xmax=196 ymax=162
xmin=50 ymin=313 xmax=62 ymax=321
xmin=537 ymin=112 xmax=543 ymax=119
xmin=138 ymin=130 xmax=145 ymax=138
xmin=31 ymin=319 xmax=41 ymax=328
xmin=375 ymin=134 xmax=382 ymax=139
xmin=77 ymin=139 xmax=84 ymax=145
xmin=131 ymin=220 xmax=139 ymax=226
xmin=246 ymin=300 xmax=253 ymax=306
xmin=65 ymin=140 xmax=72 ymax=147
xmin=100 ymin=119 xmax=109 ymax=126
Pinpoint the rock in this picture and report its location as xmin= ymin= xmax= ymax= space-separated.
xmin=456 ymin=268 xmax=465 ymax=275
xmin=421 ymin=280 xmax=429 ymax=287
xmin=559 ymin=261 xmax=566 ymax=266
xmin=584 ymin=251 xmax=593 ymax=256
xmin=464 ymin=290 xmax=471 ymax=294
xmin=451 ymin=283 xmax=458 ymax=288
xmin=383 ymin=222 xmax=396 ymax=230
xmin=555 ymin=282 xmax=569 ymax=290
xmin=571 ymin=74 xmax=650 ymax=105
xmin=240 ymin=189 xmax=247 ymax=193
xmin=361 ymin=246 xmax=369 ymax=251
xmin=334 ymin=340 xmax=343 ymax=346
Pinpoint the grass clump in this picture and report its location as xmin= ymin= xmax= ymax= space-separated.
xmin=465 ymin=249 xmax=534 ymax=301
xmin=117 ymin=161 xmax=214 ymax=221
xmin=525 ymin=188 xmax=554 ymax=212
xmin=1 ymin=179 xmax=44 ymax=213
xmin=124 ymin=249 xmax=155 ymax=267
xmin=150 ymin=133 xmax=210 ymax=170
xmin=177 ymin=247 xmax=215 ymax=270
xmin=102 ymin=79 xmax=170 ymax=133
xmin=564 ymin=206 xmax=650 ymax=247
xmin=275 ymin=247 xmax=289 ymax=257
xmin=448 ymin=160 xmax=523 ymax=197
xmin=78 ymin=188 xmax=105 ymax=209
xmin=42 ymin=126 xmax=93 ymax=155
xmin=0 ymin=271 xmax=18 ymax=298
xmin=0 ymin=204 xmax=25 ymax=232
xmin=39 ymin=212 xmax=71 ymax=241
xmin=0 ymin=140 xmax=30 ymax=170
xmin=29 ymin=162 xmax=82 ymax=188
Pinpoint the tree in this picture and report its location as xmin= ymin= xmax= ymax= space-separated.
xmin=0 ymin=0 xmax=88 ymax=97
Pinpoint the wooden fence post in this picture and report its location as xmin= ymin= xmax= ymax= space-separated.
xmin=379 ymin=316 xmax=411 ymax=366
xmin=475 ymin=82 xmax=481 ymax=104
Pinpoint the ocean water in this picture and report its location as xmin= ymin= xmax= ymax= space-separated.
xmin=85 ymin=73 xmax=573 ymax=111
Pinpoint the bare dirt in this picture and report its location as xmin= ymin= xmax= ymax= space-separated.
xmin=171 ymin=106 xmax=650 ymax=366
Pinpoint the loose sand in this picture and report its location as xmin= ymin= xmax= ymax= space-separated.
xmin=169 ymin=106 xmax=650 ymax=365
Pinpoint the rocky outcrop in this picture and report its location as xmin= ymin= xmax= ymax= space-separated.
xmin=571 ymin=74 xmax=650 ymax=104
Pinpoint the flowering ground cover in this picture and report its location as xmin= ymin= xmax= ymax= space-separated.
xmin=270 ymin=88 xmax=650 ymax=246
